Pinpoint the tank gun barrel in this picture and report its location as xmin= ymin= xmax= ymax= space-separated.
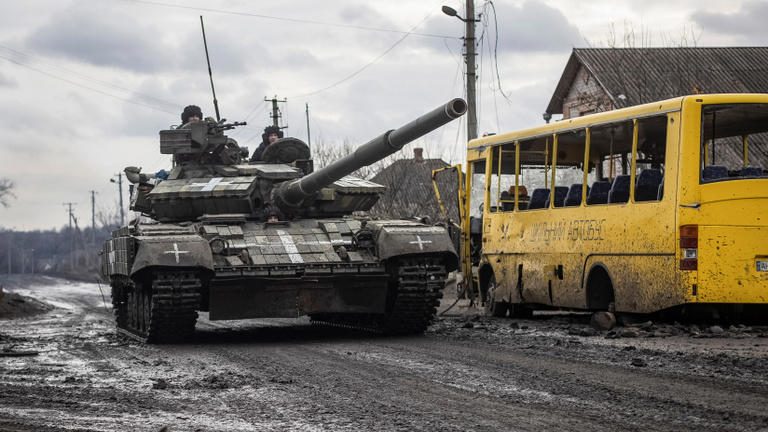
xmin=275 ymin=98 xmax=467 ymax=209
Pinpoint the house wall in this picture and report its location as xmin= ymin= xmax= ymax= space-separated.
xmin=562 ymin=65 xmax=615 ymax=119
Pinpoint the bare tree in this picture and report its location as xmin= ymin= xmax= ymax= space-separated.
xmin=311 ymin=138 xmax=406 ymax=180
xmin=0 ymin=178 xmax=15 ymax=208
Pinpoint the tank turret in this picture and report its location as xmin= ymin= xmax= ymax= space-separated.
xmin=131 ymin=99 xmax=467 ymax=223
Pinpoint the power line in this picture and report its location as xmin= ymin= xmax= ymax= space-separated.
xmin=117 ymin=0 xmax=455 ymax=39
xmin=0 ymin=44 xmax=179 ymax=111
xmin=0 ymin=53 xmax=177 ymax=115
xmin=289 ymin=11 xmax=436 ymax=98
xmin=487 ymin=1 xmax=514 ymax=104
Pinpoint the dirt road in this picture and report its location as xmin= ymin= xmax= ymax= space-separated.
xmin=0 ymin=276 xmax=767 ymax=432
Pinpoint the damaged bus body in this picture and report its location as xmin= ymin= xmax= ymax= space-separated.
xmin=463 ymin=94 xmax=768 ymax=320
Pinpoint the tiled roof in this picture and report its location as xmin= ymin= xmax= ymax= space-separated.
xmin=547 ymin=47 xmax=768 ymax=114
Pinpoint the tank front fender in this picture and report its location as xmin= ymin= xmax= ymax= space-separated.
xmin=130 ymin=235 xmax=214 ymax=276
xmin=376 ymin=225 xmax=459 ymax=271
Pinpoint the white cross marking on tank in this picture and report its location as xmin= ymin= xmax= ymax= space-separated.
xmin=164 ymin=243 xmax=189 ymax=263
xmin=190 ymin=177 xmax=234 ymax=191
xmin=410 ymin=235 xmax=432 ymax=250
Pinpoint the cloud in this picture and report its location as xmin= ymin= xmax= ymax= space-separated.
xmin=418 ymin=0 xmax=583 ymax=53
xmin=25 ymin=2 xmax=172 ymax=73
xmin=0 ymin=70 xmax=17 ymax=88
xmin=691 ymin=2 xmax=768 ymax=43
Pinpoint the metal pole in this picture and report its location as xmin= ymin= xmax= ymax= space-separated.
xmin=264 ymin=96 xmax=287 ymax=128
xmin=271 ymin=97 xmax=279 ymax=127
xmin=64 ymin=202 xmax=76 ymax=271
xmin=305 ymin=103 xmax=312 ymax=150
xmin=465 ymin=0 xmax=478 ymax=141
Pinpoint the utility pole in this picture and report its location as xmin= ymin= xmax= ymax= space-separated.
xmin=90 ymin=190 xmax=97 ymax=267
xmin=442 ymin=1 xmax=478 ymax=141
xmin=465 ymin=0 xmax=478 ymax=141
xmin=305 ymin=102 xmax=312 ymax=150
xmin=6 ymin=232 xmax=11 ymax=274
xmin=63 ymin=202 xmax=77 ymax=271
xmin=111 ymin=173 xmax=124 ymax=226
xmin=90 ymin=190 xmax=97 ymax=243
xmin=264 ymin=95 xmax=287 ymax=129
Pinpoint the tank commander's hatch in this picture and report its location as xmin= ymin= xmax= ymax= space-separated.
xmin=261 ymin=138 xmax=311 ymax=164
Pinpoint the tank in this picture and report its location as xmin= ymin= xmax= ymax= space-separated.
xmin=101 ymin=98 xmax=467 ymax=343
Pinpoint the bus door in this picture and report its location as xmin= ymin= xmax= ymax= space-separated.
xmin=432 ymin=158 xmax=488 ymax=302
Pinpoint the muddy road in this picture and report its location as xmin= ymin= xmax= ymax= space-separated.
xmin=0 ymin=276 xmax=767 ymax=432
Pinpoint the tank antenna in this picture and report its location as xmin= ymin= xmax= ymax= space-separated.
xmin=200 ymin=15 xmax=221 ymax=122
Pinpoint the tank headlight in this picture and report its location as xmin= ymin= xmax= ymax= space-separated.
xmin=209 ymin=238 xmax=227 ymax=254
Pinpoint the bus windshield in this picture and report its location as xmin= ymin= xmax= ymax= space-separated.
xmin=701 ymin=104 xmax=768 ymax=182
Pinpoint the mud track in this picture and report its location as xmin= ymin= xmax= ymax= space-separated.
xmin=0 ymin=275 xmax=767 ymax=431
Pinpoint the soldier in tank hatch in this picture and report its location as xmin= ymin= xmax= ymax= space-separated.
xmin=179 ymin=105 xmax=203 ymax=128
xmin=249 ymin=125 xmax=284 ymax=162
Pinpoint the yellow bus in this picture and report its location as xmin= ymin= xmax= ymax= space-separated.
xmin=461 ymin=93 xmax=768 ymax=320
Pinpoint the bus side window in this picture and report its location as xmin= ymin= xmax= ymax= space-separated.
xmin=554 ymin=129 xmax=587 ymax=208
xmin=634 ymin=116 xmax=668 ymax=201
xmin=470 ymin=160 xmax=487 ymax=218
xmin=518 ymin=136 xmax=552 ymax=211
xmin=587 ymin=121 xmax=633 ymax=205
xmin=490 ymin=144 xmax=517 ymax=212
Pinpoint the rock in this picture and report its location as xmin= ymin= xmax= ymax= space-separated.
xmin=461 ymin=322 xmax=474 ymax=329
xmin=622 ymin=345 xmax=637 ymax=351
xmin=63 ymin=376 xmax=76 ymax=384
xmin=152 ymin=379 xmax=169 ymax=390
xmin=630 ymin=358 xmax=647 ymax=367
xmin=590 ymin=311 xmax=616 ymax=331
xmin=619 ymin=329 xmax=640 ymax=338
xmin=509 ymin=322 xmax=520 ymax=329
xmin=709 ymin=325 xmax=725 ymax=334
xmin=579 ymin=328 xmax=598 ymax=337
xmin=628 ymin=320 xmax=654 ymax=330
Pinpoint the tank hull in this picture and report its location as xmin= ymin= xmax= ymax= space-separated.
xmin=102 ymin=218 xmax=457 ymax=342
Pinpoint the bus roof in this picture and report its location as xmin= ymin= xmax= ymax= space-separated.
xmin=467 ymin=93 xmax=768 ymax=149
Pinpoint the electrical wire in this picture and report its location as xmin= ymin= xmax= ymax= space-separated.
xmin=487 ymin=1 xmax=514 ymax=104
xmin=0 ymin=44 xmax=180 ymax=111
xmin=117 ymin=0 xmax=455 ymax=39
xmin=0 ymin=53 xmax=177 ymax=115
xmin=288 ymin=11 xmax=436 ymax=99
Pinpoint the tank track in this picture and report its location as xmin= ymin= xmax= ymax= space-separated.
xmin=310 ymin=256 xmax=447 ymax=335
xmin=111 ymin=270 xmax=201 ymax=343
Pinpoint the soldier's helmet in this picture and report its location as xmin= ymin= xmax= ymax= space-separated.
xmin=181 ymin=105 xmax=203 ymax=124
xmin=262 ymin=125 xmax=284 ymax=144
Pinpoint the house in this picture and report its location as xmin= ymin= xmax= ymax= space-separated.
xmin=368 ymin=148 xmax=460 ymax=223
xmin=546 ymin=47 xmax=768 ymax=119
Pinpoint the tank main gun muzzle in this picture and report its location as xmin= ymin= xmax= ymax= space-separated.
xmin=274 ymin=98 xmax=467 ymax=210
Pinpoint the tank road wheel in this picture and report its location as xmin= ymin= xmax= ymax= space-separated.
xmin=377 ymin=256 xmax=448 ymax=335
xmin=484 ymin=274 xmax=508 ymax=318
xmin=112 ymin=270 xmax=201 ymax=343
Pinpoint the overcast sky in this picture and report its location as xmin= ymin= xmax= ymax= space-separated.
xmin=0 ymin=0 xmax=763 ymax=230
